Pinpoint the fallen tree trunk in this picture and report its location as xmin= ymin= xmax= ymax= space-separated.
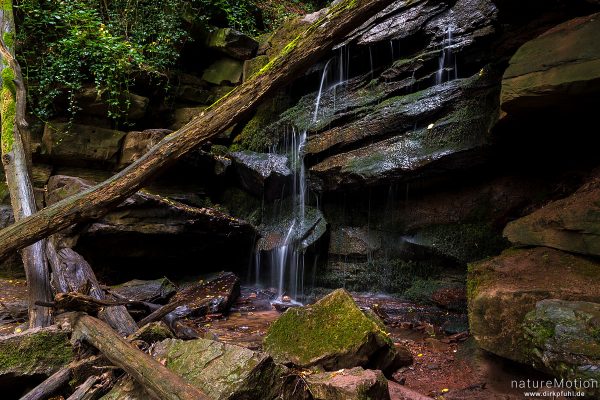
xmin=46 ymin=240 xmax=138 ymax=335
xmin=0 ymin=1 xmax=52 ymax=327
xmin=0 ymin=0 xmax=394 ymax=262
xmin=71 ymin=314 xmax=210 ymax=400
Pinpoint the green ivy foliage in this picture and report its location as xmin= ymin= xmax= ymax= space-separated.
xmin=15 ymin=0 xmax=261 ymax=124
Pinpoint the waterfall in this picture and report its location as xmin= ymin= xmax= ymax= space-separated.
xmin=255 ymin=56 xmax=340 ymax=305
xmin=436 ymin=23 xmax=457 ymax=85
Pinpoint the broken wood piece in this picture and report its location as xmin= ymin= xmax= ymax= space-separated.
xmin=18 ymin=365 xmax=71 ymax=400
xmin=46 ymin=240 xmax=138 ymax=336
xmin=45 ymin=292 xmax=157 ymax=315
xmin=71 ymin=313 xmax=210 ymax=400
xmin=137 ymin=272 xmax=239 ymax=331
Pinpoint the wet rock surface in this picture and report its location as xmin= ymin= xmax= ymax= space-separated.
xmin=258 ymin=206 xmax=327 ymax=252
xmin=230 ymin=150 xmax=292 ymax=200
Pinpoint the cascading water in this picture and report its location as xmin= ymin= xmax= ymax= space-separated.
xmin=255 ymin=51 xmax=348 ymax=305
xmin=436 ymin=22 xmax=458 ymax=85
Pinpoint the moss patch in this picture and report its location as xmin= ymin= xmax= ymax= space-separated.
xmin=0 ymin=328 xmax=73 ymax=376
xmin=264 ymin=289 xmax=393 ymax=369
xmin=1 ymin=67 xmax=16 ymax=154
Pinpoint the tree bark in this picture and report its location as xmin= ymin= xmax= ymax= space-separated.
xmin=46 ymin=239 xmax=138 ymax=335
xmin=0 ymin=0 xmax=394 ymax=262
xmin=0 ymin=1 xmax=52 ymax=326
xmin=71 ymin=314 xmax=210 ymax=400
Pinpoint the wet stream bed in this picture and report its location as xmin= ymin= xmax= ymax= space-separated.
xmin=0 ymin=280 xmax=554 ymax=399
xmin=193 ymin=287 xmax=552 ymax=400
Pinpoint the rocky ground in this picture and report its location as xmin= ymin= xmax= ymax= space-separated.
xmin=0 ymin=279 xmax=556 ymax=399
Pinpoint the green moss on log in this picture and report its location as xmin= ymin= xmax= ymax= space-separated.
xmin=1 ymin=67 xmax=16 ymax=154
xmin=0 ymin=0 xmax=12 ymax=11
xmin=0 ymin=329 xmax=73 ymax=375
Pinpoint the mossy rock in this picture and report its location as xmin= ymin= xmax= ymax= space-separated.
xmin=202 ymin=27 xmax=258 ymax=60
xmin=263 ymin=289 xmax=410 ymax=374
xmin=409 ymin=222 xmax=509 ymax=264
xmin=129 ymin=321 xmax=173 ymax=344
xmin=523 ymin=299 xmax=600 ymax=397
xmin=103 ymin=338 xmax=286 ymax=400
xmin=0 ymin=326 xmax=73 ymax=378
xmin=232 ymin=91 xmax=291 ymax=152
xmin=468 ymin=247 xmax=600 ymax=365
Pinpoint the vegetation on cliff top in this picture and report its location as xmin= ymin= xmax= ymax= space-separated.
xmin=14 ymin=0 xmax=326 ymax=124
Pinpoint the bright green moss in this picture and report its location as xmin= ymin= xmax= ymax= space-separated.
xmin=0 ymin=71 xmax=16 ymax=154
xmin=264 ymin=289 xmax=391 ymax=366
xmin=0 ymin=330 xmax=73 ymax=375
xmin=2 ymin=32 xmax=14 ymax=50
xmin=0 ymin=0 xmax=12 ymax=11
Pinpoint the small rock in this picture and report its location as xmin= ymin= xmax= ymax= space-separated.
xmin=305 ymin=367 xmax=390 ymax=400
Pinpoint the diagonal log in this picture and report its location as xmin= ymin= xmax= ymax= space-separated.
xmin=71 ymin=313 xmax=210 ymax=400
xmin=0 ymin=0 xmax=394 ymax=262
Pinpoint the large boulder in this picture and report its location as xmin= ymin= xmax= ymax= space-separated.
xmin=203 ymin=28 xmax=258 ymax=60
xmin=305 ymin=367 xmax=390 ymax=400
xmin=119 ymin=129 xmax=172 ymax=167
xmin=230 ymin=150 xmax=292 ymax=200
xmin=202 ymin=57 xmax=243 ymax=85
xmin=74 ymin=86 xmax=149 ymax=121
xmin=102 ymin=338 xmax=285 ymax=400
xmin=0 ymin=326 xmax=73 ymax=387
xmin=501 ymin=13 xmax=600 ymax=114
xmin=504 ymin=172 xmax=600 ymax=257
xmin=263 ymin=289 xmax=411 ymax=374
xmin=42 ymin=122 xmax=127 ymax=167
xmin=523 ymin=299 xmax=600 ymax=396
xmin=468 ymin=247 xmax=600 ymax=364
